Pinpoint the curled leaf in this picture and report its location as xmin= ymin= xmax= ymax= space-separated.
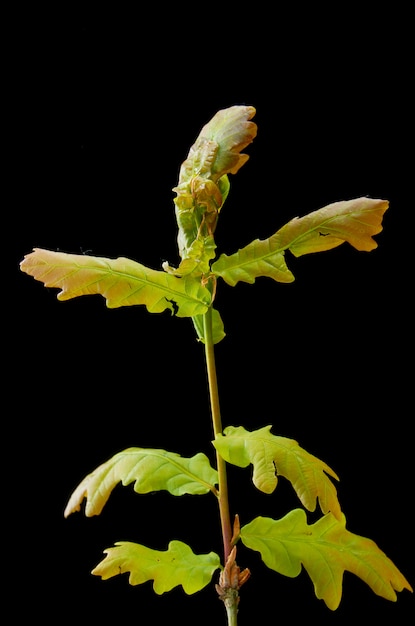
xmin=92 ymin=540 xmax=221 ymax=595
xmin=64 ymin=448 xmax=219 ymax=517
xmin=173 ymin=106 xmax=257 ymax=260
xmin=190 ymin=105 xmax=258 ymax=179
xmin=241 ymin=510 xmax=413 ymax=610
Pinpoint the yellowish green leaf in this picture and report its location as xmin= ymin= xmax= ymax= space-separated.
xmin=278 ymin=197 xmax=389 ymax=256
xmin=192 ymin=308 xmax=226 ymax=344
xmin=64 ymin=448 xmax=218 ymax=518
xmin=212 ymin=197 xmax=388 ymax=286
xmin=214 ymin=425 xmax=341 ymax=519
xmin=162 ymin=235 xmax=217 ymax=277
xmin=92 ymin=540 xmax=221 ymax=594
xmin=20 ymin=248 xmax=211 ymax=317
xmin=240 ymin=510 xmax=413 ymax=610
xmin=212 ymin=240 xmax=294 ymax=286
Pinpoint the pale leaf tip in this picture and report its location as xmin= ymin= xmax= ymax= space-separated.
xmin=63 ymin=500 xmax=79 ymax=518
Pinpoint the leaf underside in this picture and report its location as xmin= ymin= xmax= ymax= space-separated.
xmin=240 ymin=510 xmax=413 ymax=610
xmin=214 ymin=425 xmax=341 ymax=519
xmin=212 ymin=197 xmax=389 ymax=286
xmin=20 ymin=248 xmax=211 ymax=317
xmin=64 ymin=448 xmax=218 ymax=517
xmin=92 ymin=540 xmax=221 ymax=595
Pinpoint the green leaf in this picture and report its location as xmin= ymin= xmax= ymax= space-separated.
xmin=212 ymin=240 xmax=294 ymax=286
xmin=64 ymin=448 xmax=219 ymax=517
xmin=240 ymin=510 xmax=413 ymax=610
xmin=162 ymin=235 xmax=217 ymax=277
xmin=20 ymin=248 xmax=211 ymax=317
xmin=192 ymin=308 xmax=226 ymax=344
xmin=212 ymin=197 xmax=388 ymax=286
xmin=213 ymin=425 xmax=341 ymax=519
xmin=92 ymin=540 xmax=221 ymax=595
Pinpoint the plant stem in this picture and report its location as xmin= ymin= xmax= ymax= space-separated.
xmin=203 ymin=307 xmax=232 ymax=562
xmin=225 ymin=599 xmax=239 ymax=626
xmin=204 ymin=306 xmax=240 ymax=625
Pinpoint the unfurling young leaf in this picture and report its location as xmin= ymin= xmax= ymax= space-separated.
xmin=212 ymin=197 xmax=388 ymax=286
xmin=20 ymin=248 xmax=211 ymax=317
xmin=162 ymin=235 xmax=217 ymax=278
xmin=92 ymin=540 xmax=221 ymax=595
xmin=172 ymin=105 xmax=257 ymax=262
xmin=64 ymin=448 xmax=219 ymax=518
xmin=240 ymin=510 xmax=413 ymax=610
xmin=214 ymin=425 xmax=341 ymax=519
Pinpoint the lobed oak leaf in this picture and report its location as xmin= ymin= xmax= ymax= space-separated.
xmin=278 ymin=196 xmax=389 ymax=255
xmin=20 ymin=248 xmax=211 ymax=317
xmin=92 ymin=540 xmax=221 ymax=595
xmin=214 ymin=425 xmax=341 ymax=519
xmin=240 ymin=510 xmax=413 ymax=610
xmin=212 ymin=197 xmax=388 ymax=286
xmin=64 ymin=448 xmax=218 ymax=518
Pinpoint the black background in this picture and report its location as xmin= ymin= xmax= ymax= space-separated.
xmin=11 ymin=6 xmax=413 ymax=624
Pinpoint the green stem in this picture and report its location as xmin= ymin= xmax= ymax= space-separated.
xmin=225 ymin=597 xmax=239 ymax=626
xmin=203 ymin=306 xmax=240 ymax=626
xmin=203 ymin=307 xmax=232 ymax=562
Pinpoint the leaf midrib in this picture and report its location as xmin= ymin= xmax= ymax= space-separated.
xmin=117 ymin=449 xmax=218 ymax=494
xmin=48 ymin=259 xmax=210 ymax=306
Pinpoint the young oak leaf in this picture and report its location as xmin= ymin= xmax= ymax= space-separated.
xmin=20 ymin=248 xmax=211 ymax=317
xmin=240 ymin=510 xmax=413 ymax=610
xmin=212 ymin=197 xmax=388 ymax=286
xmin=192 ymin=307 xmax=226 ymax=345
xmin=173 ymin=106 xmax=257 ymax=260
xmin=64 ymin=448 xmax=219 ymax=518
xmin=162 ymin=235 xmax=217 ymax=278
xmin=175 ymin=105 xmax=257 ymax=191
xmin=213 ymin=425 xmax=341 ymax=519
xmin=92 ymin=540 xmax=221 ymax=595
xmin=278 ymin=196 xmax=389 ymax=255
xmin=191 ymin=105 xmax=258 ymax=179
xmin=212 ymin=240 xmax=294 ymax=286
